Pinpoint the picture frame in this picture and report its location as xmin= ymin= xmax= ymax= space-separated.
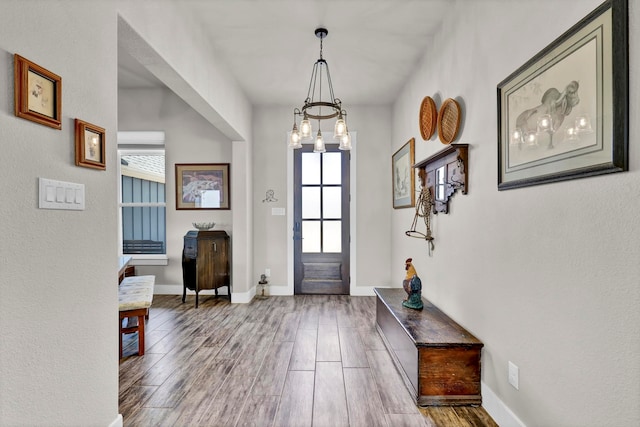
xmin=14 ymin=54 xmax=62 ymax=129
xmin=497 ymin=0 xmax=628 ymax=190
xmin=392 ymin=138 xmax=415 ymax=209
xmin=75 ymin=118 xmax=106 ymax=170
xmin=176 ymin=163 xmax=230 ymax=210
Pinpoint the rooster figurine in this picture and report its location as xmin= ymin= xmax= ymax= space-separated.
xmin=402 ymin=258 xmax=423 ymax=310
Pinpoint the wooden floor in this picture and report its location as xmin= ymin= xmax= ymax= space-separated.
xmin=120 ymin=294 xmax=498 ymax=427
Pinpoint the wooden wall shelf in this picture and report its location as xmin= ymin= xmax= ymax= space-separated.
xmin=413 ymin=144 xmax=468 ymax=214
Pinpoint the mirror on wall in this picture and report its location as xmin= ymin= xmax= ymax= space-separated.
xmin=435 ymin=166 xmax=446 ymax=202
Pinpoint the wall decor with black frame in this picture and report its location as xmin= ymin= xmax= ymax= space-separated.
xmin=497 ymin=0 xmax=628 ymax=190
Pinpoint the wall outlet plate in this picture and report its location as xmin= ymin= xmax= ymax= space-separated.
xmin=508 ymin=361 xmax=519 ymax=390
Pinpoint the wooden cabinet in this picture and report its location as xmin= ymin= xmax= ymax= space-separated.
xmin=182 ymin=230 xmax=230 ymax=307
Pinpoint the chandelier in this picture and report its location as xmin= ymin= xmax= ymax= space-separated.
xmin=288 ymin=28 xmax=351 ymax=152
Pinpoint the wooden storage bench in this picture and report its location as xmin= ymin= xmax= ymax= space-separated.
xmin=119 ymin=275 xmax=155 ymax=358
xmin=374 ymin=288 xmax=483 ymax=406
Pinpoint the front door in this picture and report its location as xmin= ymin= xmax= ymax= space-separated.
xmin=293 ymin=143 xmax=350 ymax=294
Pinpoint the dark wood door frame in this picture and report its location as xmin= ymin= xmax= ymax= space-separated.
xmin=293 ymin=143 xmax=350 ymax=295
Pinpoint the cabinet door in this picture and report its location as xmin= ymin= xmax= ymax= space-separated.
xmin=197 ymin=237 xmax=216 ymax=290
xmin=212 ymin=236 xmax=229 ymax=288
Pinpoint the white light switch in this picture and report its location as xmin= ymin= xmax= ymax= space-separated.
xmin=65 ymin=188 xmax=75 ymax=203
xmin=39 ymin=178 xmax=85 ymax=210
xmin=46 ymin=186 xmax=55 ymax=202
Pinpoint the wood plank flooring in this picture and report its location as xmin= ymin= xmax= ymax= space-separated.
xmin=120 ymin=294 xmax=498 ymax=427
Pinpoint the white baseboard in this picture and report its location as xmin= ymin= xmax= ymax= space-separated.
xmin=264 ymin=284 xmax=292 ymax=296
xmin=248 ymin=284 xmax=384 ymax=297
xmin=109 ymin=414 xmax=123 ymax=427
xmin=153 ymin=284 xmax=181 ymax=295
xmin=231 ymin=287 xmax=255 ymax=303
xmin=154 ymin=284 xmax=229 ymax=296
xmin=153 ymin=283 xmax=254 ymax=304
xmin=350 ymin=285 xmax=382 ymax=296
xmin=482 ymin=382 xmax=526 ymax=427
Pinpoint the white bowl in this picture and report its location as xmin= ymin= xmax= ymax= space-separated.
xmin=193 ymin=222 xmax=215 ymax=230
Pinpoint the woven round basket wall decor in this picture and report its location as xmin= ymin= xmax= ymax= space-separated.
xmin=419 ymin=96 xmax=438 ymax=140
xmin=437 ymin=98 xmax=461 ymax=144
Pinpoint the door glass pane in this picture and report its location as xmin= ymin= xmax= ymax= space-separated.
xmin=302 ymin=152 xmax=321 ymax=185
xmin=322 ymin=152 xmax=341 ymax=185
xmin=302 ymin=221 xmax=321 ymax=253
xmin=323 ymin=221 xmax=341 ymax=253
xmin=323 ymin=187 xmax=341 ymax=219
xmin=302 ymin=187 xmax=321 ymax=218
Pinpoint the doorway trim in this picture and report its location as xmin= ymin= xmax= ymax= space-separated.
xmin=276 ymin=132 xmax=357 ymax=296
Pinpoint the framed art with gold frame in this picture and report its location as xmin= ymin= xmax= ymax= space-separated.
xmin=75 ymin=119 xmax=106 ymax=170
xmin=14 ymin=54 xmax=62 ymax=129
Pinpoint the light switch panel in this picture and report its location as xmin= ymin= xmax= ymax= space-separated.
xmin=39 ymin=178 xmax=85 ymax=210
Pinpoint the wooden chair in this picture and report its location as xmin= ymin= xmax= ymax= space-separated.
xmin=118 ymin=275 xmax=155 ymax=358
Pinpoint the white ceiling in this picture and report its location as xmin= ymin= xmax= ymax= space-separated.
xmin=118 ymin=0 xmax=452 ymax=107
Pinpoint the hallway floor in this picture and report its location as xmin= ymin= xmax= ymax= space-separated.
xmin=120 ymin=294 xmax=498 ymax=426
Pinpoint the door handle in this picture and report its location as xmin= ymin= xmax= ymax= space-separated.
xmin=293 ymin=222 xmax=303 ymax=240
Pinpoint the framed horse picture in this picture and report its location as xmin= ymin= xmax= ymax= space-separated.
xmin=497 ymin=0 xmax=628 ymax=190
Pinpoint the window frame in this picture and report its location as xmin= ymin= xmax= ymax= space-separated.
xmin=117 ymin=148 xmax=168 ymax=265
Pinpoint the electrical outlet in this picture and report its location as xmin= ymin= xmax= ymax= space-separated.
xmin=508 ymin=361 xmax=519 ymax=390
xmin=265 ymin=268 xmax=271 ymax=277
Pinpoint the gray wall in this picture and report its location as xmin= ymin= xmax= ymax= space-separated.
xmin=251 ymin=105 xmax=393 ymax=293
xmin=391 ymin=1 xmax=640 ymax=426
xmin=0 ymin=2 xmax=119 ymax=425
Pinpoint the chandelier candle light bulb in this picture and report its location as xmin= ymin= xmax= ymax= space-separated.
xmin=339 ymin=130 xmax=351 ymax=150
xmin=300 ymin=115 xmax=312 ymax=139
xmin=314 ymin=129 xmax=326 ymax=153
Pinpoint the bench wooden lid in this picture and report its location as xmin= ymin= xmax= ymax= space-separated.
xmin=375 ymin=288 xmax=482 ymax=347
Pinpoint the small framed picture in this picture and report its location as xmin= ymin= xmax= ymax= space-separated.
xmin=75 ymin=119 xmax=106 ymax=170
xmin=392 ymin=138 xmax=415 ymax=209
xmin=14 ymin=54 xmax=62 ymax=129
xmin=176 ymin=163 xmax=230 ymax=210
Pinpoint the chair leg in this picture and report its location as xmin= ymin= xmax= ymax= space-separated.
xmin=137 ymin=314 xmax=145 ymax=356
xmin=119 ymin=315 xmax=124 ymax=359
xmin=120 ymin=308 xmax=148 ymax=358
